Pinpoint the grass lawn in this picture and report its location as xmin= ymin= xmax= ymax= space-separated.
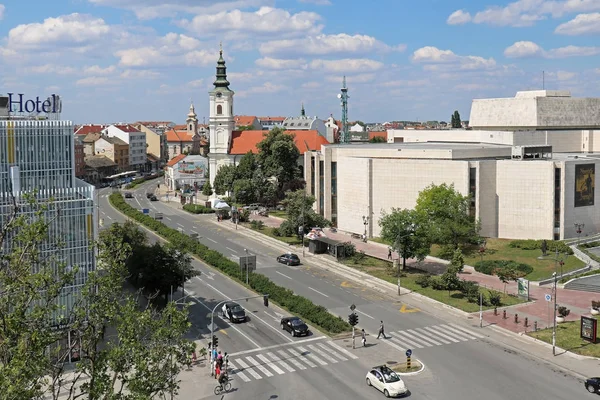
xmin=244 ymin=223 xmax=303 ymax=246
xmin=529 ymin=320 xmax=600 ymax=357
xmin=269 ymin=210 xmax=288 ymax=219
xmin=431 ymin=239 xmax=585 ymax=281
xmin=341 ymin=255 xmax=524 ymax=313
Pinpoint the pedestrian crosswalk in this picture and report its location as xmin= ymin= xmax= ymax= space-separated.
xmin=385 ymin=323 xmax=484 ymax=351
xmin=227 ymin=340 xmax=358 ymax=383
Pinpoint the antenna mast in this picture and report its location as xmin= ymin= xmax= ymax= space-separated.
xmin=339 ymin=76 xmax=349 ymax=144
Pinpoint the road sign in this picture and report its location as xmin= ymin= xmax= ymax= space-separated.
xmin=350 ymin=304 xmax=356 ymax=311
xmin=545 ymin=294 xmax=552 ymax=302
xmin=142 ymin=208 xmax=149 ymax=214
xmin=154 ymin=212 xmax=163 ymax=220
xmin=239 ymin=255 xmax=257 ymax=272
xmin=405 ymin=349 xmax=412 ymax=357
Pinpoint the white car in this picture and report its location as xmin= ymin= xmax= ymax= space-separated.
xmin=365 ymin=365 xmax=408 ymax=398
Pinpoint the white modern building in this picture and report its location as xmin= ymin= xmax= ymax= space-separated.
xmin=305 ymin=90 xmax=600 ymax=240
xmin=164 ymin=154 xmax=208 ymax=191
xmin=102 ymin=124 xmax=147 ymax=171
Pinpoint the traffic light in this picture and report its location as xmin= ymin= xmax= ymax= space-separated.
xmin=212 ymin=335 xmax=219 ymax=348
xmin=348 ymin=313 xmax=358 ymax=326
xmin=263 ymin=295 xmax=269 ymax=307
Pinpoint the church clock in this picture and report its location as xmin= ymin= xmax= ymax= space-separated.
xmin=216 ymin=92 xmax=222 ymax=98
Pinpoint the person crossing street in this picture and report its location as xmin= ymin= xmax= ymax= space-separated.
xmin=377 ymin=320 xmax=387 ymax=339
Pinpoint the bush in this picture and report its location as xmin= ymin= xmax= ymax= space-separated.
xmin=460 ymin=280 xmax=480 ymax=303
xmin=558 ymin=306 xmax=570 ymax=318
xmin=430 ymin=276 xmax=445 ymax=290
xmin=415 ymin=275 xmax=431 ymax=288
xmin=272 ymin=227 xmax=282 ymax=237
xmin=488 ymin=291 xmax=502 ymax=307
xmin=250 ymin=220 xmax=265 ymax=230
xmin=509 ymin=239 xmax=573 ymax=255
xmin=353 ymin=251 xmax=366 ymax=263
xmin=581 ymin=241 xmax=600 ymax=249
xmin=278 ymin=220 xmax=297 ymax=237
xmin=183 ymin=204 xmax=215 ymax=214
xmin=343 ymin=242 xmax=356 ymax=258
xmin=124 ymin=174 xmax=161 ymax=189
xmin=108 ymin=192 xmax=351 ymax=335
xmin=474 ymin=260 xmax=533 ymax=276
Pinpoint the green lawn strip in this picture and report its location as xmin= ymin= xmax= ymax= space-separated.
xmin=341 ymin=256 xmax=524 ymax=313
xmin=432 ymin=239 xmax=585 ymax=281
xmin=244 ymin=224 xmax=303 ymax=246
xmin=561 ymin=269 xmax=600 ymax=284
xmin=269 ymin=210 xmax=288 ymax=219
xmin=109 ymin=192 xmax=351 ymax=336
xmin=370 ymin=237 xmax=392 ymax=246
xmin=528 ymin=320 xmax=600 ymax=357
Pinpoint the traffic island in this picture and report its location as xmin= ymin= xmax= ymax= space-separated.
xmin=389 ymin=359 xmax=424 ymax=375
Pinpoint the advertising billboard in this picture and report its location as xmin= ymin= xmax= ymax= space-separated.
xmin=575 ymin=164 xmax=595 ymax=207
xmin=177 ymin=159 xmax=207 ymax=177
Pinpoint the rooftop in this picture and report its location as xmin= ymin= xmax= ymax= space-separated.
xmin=85 ymin=155 xmax=117 ymax=168
xmin=230 ymin=130 xmax=330 ymax=155
xmin=110 ymin=124 xmax=141 ymax=133
xmin=167 ymin=154 xmax=187 ymax=167
xmin=166 ymin=129 xmax=194 ymax=142
xmin=235 ymin=115 xmax=258 ymax=126
xmin=75 ymin=124 xmax=107 ymax=135
xmin=101 ymin=136 xmax=128 ymax=146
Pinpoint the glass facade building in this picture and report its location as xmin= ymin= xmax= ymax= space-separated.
xmin=0 ymin=120 xmax=97 ymax=321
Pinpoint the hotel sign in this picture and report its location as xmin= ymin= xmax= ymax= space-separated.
xmin=7 ymin=93 xmax=61 ymax=114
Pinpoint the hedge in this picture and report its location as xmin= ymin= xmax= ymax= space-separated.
xmin=109 ymin=193 xmax=351 ymax=334
xmin=474 ymin=260 xmax=533 ymax=276
xmin=125 ymin=173 xmax=162 ymax=189
xmin=508 ymin=239 xmax=573 ymax=255
xmin=183 ymin=204 xmax=215 ymax=214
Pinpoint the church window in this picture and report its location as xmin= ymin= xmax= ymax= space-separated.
xmin=230 ymin=105 xmax=233 ymax=114
xmin=290 ymin=123 xmax=295 ymax=127
xmin=283 ymin=123 xmax=288 ymax=126
xmin=217 ymin=105 xmax=223 ymax=115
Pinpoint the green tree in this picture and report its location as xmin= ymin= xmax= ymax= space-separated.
xmin=202 ymin=180 xmax=213 ymax=197
xmin=233 ymin=178 xmax=257 ymax=205
xmin=279 ymin=189 xmax=330 ymax=236
xmin=495 ymin=265 xmax=523 ymax=294
xmin=369 ymin=136 xmax=386 ymax=143
xmin=256 ymin=127 xmax=300 ymax=191
xmin=378 ymin=208 xmax=430 ymax=270
xmin=451 ymin=110 xmax=462 ymax=128
xmin=414 ymin=183 xmax=480 ymax=252
xmin=213 ymin=164 xmax=237 ymax=195
xmin=237 ymin=125 xmax=254 ymax=131
xmin=450 ymin=248 xmax=465 ymax=273
xmin=237 ymin=151 xmax=257 ymax=180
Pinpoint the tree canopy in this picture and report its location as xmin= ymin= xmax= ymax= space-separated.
xmin=213 ymin=164 xmax=237 ymax=195
xmin=278 ymin=189 xmax=330 ymax=236
xmin=451 ymin=110 xmax=462 ymax=128
xmin=379 ymin=208 xmax=430 ymax=269
xmin=202 ymin=180 xmax=213 ymax=197
xmin=256 ymin=127 xmax=301 ymax=190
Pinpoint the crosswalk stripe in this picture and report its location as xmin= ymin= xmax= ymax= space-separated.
xmin=278 ymin=349 xmax=308 ymax=370
xmin=257 ymin=354 xmax=285 ymax=375
xmin=414 ymin=328 xmax=451 ymax=345
xmin=392 ymin=331 xmax=424 ymax=348
xmin=439 ymin=326 xmax=474 ymax=341
xmin=326 ymin=341 xmax=359 ymax=360
xmin=440 ymin=324 xmax=478 ymax=340
xmin=316 ymin=342 xmax=348 ymax=361
xmin=267 ymin=352 xmax=295 ymax=372
xmin=308 ymin=344 xmax=338 ymax=363
xmin=228 ymin=362 xmax=251 ymax=382
xmin=287 ymin=348 xmax=317 ymax=368
xmin=297 ymin=346 xmax=328 ymax=366
xmin=404 ymin=329 xmax=440 ymax=346
xmin=246 ymin=356 xmax=272 ymax=377
xmin=448 ymin=323 xmax=485 ymax=339
xmin=423 ymin=326 xmax=464 ymax=343
xmin=235 ymin=358 xmax=262 ymax=380
xmin=385 ymin=336 xmax=407 ymax=351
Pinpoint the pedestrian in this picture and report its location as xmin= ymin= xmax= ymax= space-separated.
xmin=192 ymin=347 xmax=197 ymax=364
xmin=377 ymin=320 xmax=387 ymax=339
xmin=224 ymin=352 xmax=229 ymax=371
xmin=361 ymin=329 xmax=367 ymax=347
xmin=388 ymin=248 xmax=392 ymax=260
xmin=215 ymin=362 xmax=221 ymax=380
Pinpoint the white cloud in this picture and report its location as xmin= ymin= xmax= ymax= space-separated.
xmin=504 ymin=40 xmax=600 ymax=58
xmin=0 ymin=4 xmax=5 ymax=20
xmin=260 ymin=33 xmax=404 ymax=56
xmin=120 ymin=69 xmax=161 ymax=79
xmin=412 ymin=46 xmax=496 ymax=71
xmin=83 ymin=65 xmax=117 ymax=75
xmin=545 ymin=70 xmax=577 ymax=80
xmin=555 ymin=13 xmax=600 ymax=35
xmin=237 ymin=82 xmax=288 ymax=97
xmin=447 ymin=10 xmax=472 ymax=25
xmin=76 ymin=77 xmax=110 ymax=86
xmin=187 ymin=79 xmax=205 ymax=88
xmin=299 ymin=0 xmax=331 ymax=4
xmin=450 ymin=0 xmax=600 ymax=27
xmin=255 ymin=57 xmax=307 ymax=70
xmin=45 ymin=85 xmax=61 ymax=92
xmin=325 ymin=73 xmax=375 ymax=83
xmin=7 ymin=13 xmax=110 ymax=51
xmin=228 ymin=72 xmax=261 ymax=82
xmin=25 ymin=64 xmax=78 ymax=75
xmin=595 ymin=68 xmax=600 ymax=74
xmin=115 ymin=33 xmax=218 ymax=67
xmin=178 ymin=7 xmax=322 ymax=39
xmin=384 ymin=79 xmax=431 ymax=88
xmin=454 ymin=83 xmax=498 ymax=91
xmin=309 ymin=58 xmax=384 ymax=73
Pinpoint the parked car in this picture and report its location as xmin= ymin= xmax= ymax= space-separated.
xmin=243 ymin=203 xmax=261 ymax=211
xmin=585 ymin=377 xmax=600 ymax=394
xmin=149 ymin=195 xmax=158 ymax=201
xmin=280 ymin=316 xmax=310 ymax=337
xmin=124 ymin=192 xmax=133 ymax=199
xmin=146 ymin=192 xmax=154 ymax=198
xmin=221 ymin=302 xmax=246 ymax=323
xmin=366 ymin=365 xmax=408 ymax=398
xmin=277 ymin=253 xmax=300 ymax=266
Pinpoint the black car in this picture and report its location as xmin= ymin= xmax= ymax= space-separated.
xmin=277 ymin=253 xmax=300 ymax=266
xmin=149 ymin=195 xmax=158 ymax=201
xmin=585 ymin=377 xmax=600 ymax=394
xmin=222 ymin=302 xmax=246 ymax=323
xmin=124 ymin=192 xmax=133 ymax=199
xmin=146 ymin=192 xmax=154 ymax=199
xmin=281 ymin=316 xmax=310 ymax=337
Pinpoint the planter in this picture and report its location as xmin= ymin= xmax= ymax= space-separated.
xmin=592 ymin=308 xmax=600 ymax=316
xmin=556 ymin=316 xmax=565 ymax=323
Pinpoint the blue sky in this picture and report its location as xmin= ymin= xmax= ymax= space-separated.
xmin=1 ymin=0 xmax=599 ymax=124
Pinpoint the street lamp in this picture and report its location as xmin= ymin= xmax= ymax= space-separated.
xmin=551 ymin=249 xmax=567 ymax=356
xmin=244 ymin=248 xmax=249 ymax=285
xmin=575 ymin=222 xmax=585 ymax=246
xmin=362 ymin=215 xmax=369 ymax=242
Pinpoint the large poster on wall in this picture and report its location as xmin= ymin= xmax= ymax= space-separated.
xmin=575 ymin=164 xmax=595 ymax=207
xmin=177 ymin=159 xmax=207 ymax=177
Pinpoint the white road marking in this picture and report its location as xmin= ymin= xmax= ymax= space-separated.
xmin=307 ymin=287 xmax=329 ymax=298
xmin=234 ymin=358 xmax=262 ymax=380
xmin=326 ymin=341 xmax=359 ymax=360
xmin=275 ymin=271 xmax=292 ymax=280
xmin=407 ymin=329 xmax=443 ymax=346
xmin=228 ymin=336 xmax=326 ymax=357
xmin=177 ymin=223 xmax=184 ymax=228
xmin=447 ymin=323 xmax=485 ymax=339
xmin=423 ymin=326 xmax=462 ymax=343
xmin=307 ymin=344 xmax=337 ymax=363
xmin=391 ymin=331 xmax=423 ymax=348
xmin=105 ymin=215 xmax=113 ymax=220
xmin=297 ymin=346 xmax=327 ymax=366
xmin=277 ymin=349 xmax=307 ymax=370
xmin=257 ymin=354 xmax=285 ymax=375
xmin=191 ymin=230 xmax=199 ymax=235
xmin=315 ymin=342 xmax=347 ymax=362
xmin=226 ymin=247 xmax=237 ymax=253
xmin=266 ymin=352 xmax=295 ymax=373
xmin=206 ymin=237 xmax=218 ymax=244
xmin=228 ymin=362 xmax=251 ymax=382
xmin=164 ymin=217 xmax=171 ymax=221
xmin=246 ymin=356 xmax=272 ymax=377
xmin=356 ymin=309 xmax=375 ymax=320
xmin=286 ymin=348 xmax=317 ymax=368
xmin=438 ymin=325 xmax=477 ymax=341
xmin=415 ymin=328 xmax=450 ymax=345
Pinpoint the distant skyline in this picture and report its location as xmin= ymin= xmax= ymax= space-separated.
xmin=1 ymin=0 xmax=599 ymax=124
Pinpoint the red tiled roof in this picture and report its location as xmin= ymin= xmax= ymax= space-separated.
xmin=136 ymin=121 xmax=174 ymax=127
xmin=258 ymin=116 xmax=285 ymax=122
xmin=167 ymin=154 xmax=187 ymax=167
xmin=75 ymin=124 xmax=107 ymax=135
xmin=368 ymin=131 xmax=387 ymax=140
xmin=235 ymin=116 xmax=258 ymax=127
xmin=166 ymin=129 xmax=194 ymax=142
xmin=112 ymin=124 xmax=140 ymax=133
xmin=230 ymin=130 xmax=329 ymax=155
xmin=173 ymin=124 xmax=187 ymax=130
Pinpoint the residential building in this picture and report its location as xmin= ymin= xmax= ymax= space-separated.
xmin=135 ymin=121 xmax=173 ymax=166
xmin=324 ymin=115 xmax=340 ymax=143
xmin=74 ymin=135 xmax=85 ymax=177
xmin=94 ymin=136 xmax=129 ymax=171
xmin=259 ymin=116 xmax=285 ymax=130
xmin=102 ymin=124 xmax=147 ymax=171
xmin=165 ymin=103 xmax=208 ymax=160
xmin=83 ymin=155 xmax=118 ymax=183
xmin=74 ymin=124 xmax=107 ymax=136
xmin=235 ymin=115 xmax=262 ymax=130
xmin=282 ymin=104 xmax=327 ymax=137
xmin=306 ymin=90 xmax=600 ymax=240
xmin=164 ymin=154 xmax=208 ymax=191
xmin=350 ymin=123 xmax=364 ymax=132
xmin=82 ymin=133 xmax=101 ymax=156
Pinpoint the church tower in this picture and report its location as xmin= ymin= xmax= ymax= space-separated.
xmin=186 ymin=102 xmax=198 ymax=135
xmin=208 ymin=44 xmax=235 ymax=187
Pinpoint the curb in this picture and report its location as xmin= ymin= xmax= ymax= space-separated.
xmin=393 ymin=359 xmax=425 ymax=377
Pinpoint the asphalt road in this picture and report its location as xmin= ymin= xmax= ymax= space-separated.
xmin=98 ymin=182 xmax=588 ymax=400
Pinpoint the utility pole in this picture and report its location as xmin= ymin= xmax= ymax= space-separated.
xmin=245 ymin=248 xmax=249 ymax=285
xmin=338 ymin=76 xmax=350 ymax=144
xmin=552 ymin=270 xmax=557 ymax=356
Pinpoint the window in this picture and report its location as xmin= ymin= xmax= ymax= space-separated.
xmin=217 ymin=105 xmax=223 ymax=115
xmin=331 ymin=162 xmax=337 ymax=226
xmin=469 ymin=167 xmax=476 ymax=218
xmin=310 ymin=157 xmax=315 ymax=196
xmin=319 ymin=160 xmax=324 ymax=215
xmin=554 ymin=168 xmax=561 ymax=229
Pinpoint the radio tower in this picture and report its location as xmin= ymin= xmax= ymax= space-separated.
xmin=338 ymin=76 xmax=349 ymax=144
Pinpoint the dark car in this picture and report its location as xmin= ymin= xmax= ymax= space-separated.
xmin=277 ymin=253 xmax=300 ymax=266
xmin=124 ymin=192 xmax=133 ymax=199
xmin=585 ymin=377 xmax=600 ymax=394
xmin=146 ymin=192 xmax=154 ymax=199
xmin=281 ymin=316 xmax=310 ymax=337
xmin=222 ymin=302 xmax=246 ymax=323
xmin=149 ymin=195 xmax=158 ymax=201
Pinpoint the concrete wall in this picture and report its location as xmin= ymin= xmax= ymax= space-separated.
xmin=496 ymin=161 xmax=554 ymax=239
xmin=337 ymin=157 xmax=371 ymax=235
xmin=476 ymin=160 xmax=498 ymax=238
xmin=470 ymin=98 xmax=539 ymax=128
xmin=563 ymin=160 xmax=600 ymax=239
xmin=537 ymin=98 xmax=600 ymax=128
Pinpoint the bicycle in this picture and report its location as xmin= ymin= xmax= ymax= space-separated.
xmin=214 ymin=378 xmax=232 ymax=395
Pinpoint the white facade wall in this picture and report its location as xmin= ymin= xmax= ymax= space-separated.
xmin=94 ymin=138 xmax=115 ymax=160
xmin=476 ymin=161 xmax=498 ymax=238
xmin=103 ymin=125 xmax=147 ymax=167
xmin=337 ymin=157 xmax=371 ymax=236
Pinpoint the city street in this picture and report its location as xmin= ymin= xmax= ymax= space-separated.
xmin=97 ymin=182 xmax=590 ymax=400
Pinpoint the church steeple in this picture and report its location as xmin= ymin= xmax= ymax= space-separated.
xmin=213 ymin=42 xmax=230 ymax=89
xmin=301 ymin=102 xmax=306 ymax=117
xmin=187 ymin=101 xmax=197 ymax=119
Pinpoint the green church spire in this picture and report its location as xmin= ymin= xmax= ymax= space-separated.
xmin=213 ymin=42 xmax=230 ymax=89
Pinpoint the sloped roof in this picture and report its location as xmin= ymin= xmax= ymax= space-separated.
xmin=136 ymin=121 xmax=174 ymax=127
xmin=235 ymin=115 xmax=258 ymax=126
xmin=112 ymin=124 xmax=140 ymax=133
xmin=368 ymin=131 xmax=387 ymax=140
xmin=230 ymin=130 xmax=329 ymax=155
xmin=101 ymin=136 xmax=128 ymax=146
xmin=167 ymin=154 xmax=187 ymax=167
xmin=166 ymin=129 xmax=194 ymax=142
xmin=85 ymin=155 xmax=117 ymax=168
xmin=147 ymin=153 xmax=160 ymax=162
xmin=75 ymin=124 xmax=107 ymax=135
xmin=173 ymin=124 xmax=187 ymax=130
xmin=82 ymin=133 xmax=101 ymax=143
xmin=258 ymin=116 xmax=285 ymax=122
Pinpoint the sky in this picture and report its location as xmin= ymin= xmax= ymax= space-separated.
xmin=1 ymin=0 xmax=599 ymax=124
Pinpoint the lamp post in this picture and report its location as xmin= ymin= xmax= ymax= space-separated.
xmin=301 ymin=189 xmax=306 ymax=257
xmin=244 ymin=248 xmax=249 ymax=285
xmin=396 ymin=225 xmax=416 ymax=296
xmin=362 ymin=215 xmax=369 ymax=242
xmin=551 ymin=249 xmax=567 ymax=356
xmin=575 ymin=222 xmax=585 ymax=246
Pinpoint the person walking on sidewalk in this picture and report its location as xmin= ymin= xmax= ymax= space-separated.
xmin=361 ymin=329 xmax=367 ymax=347
xmin=377 ymin=321 xmax=387 ymax=339
xmin=224 ymin=352 xmax=229 ymax=372
xmin=388 ymin=248 xmax=392 ymax=260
